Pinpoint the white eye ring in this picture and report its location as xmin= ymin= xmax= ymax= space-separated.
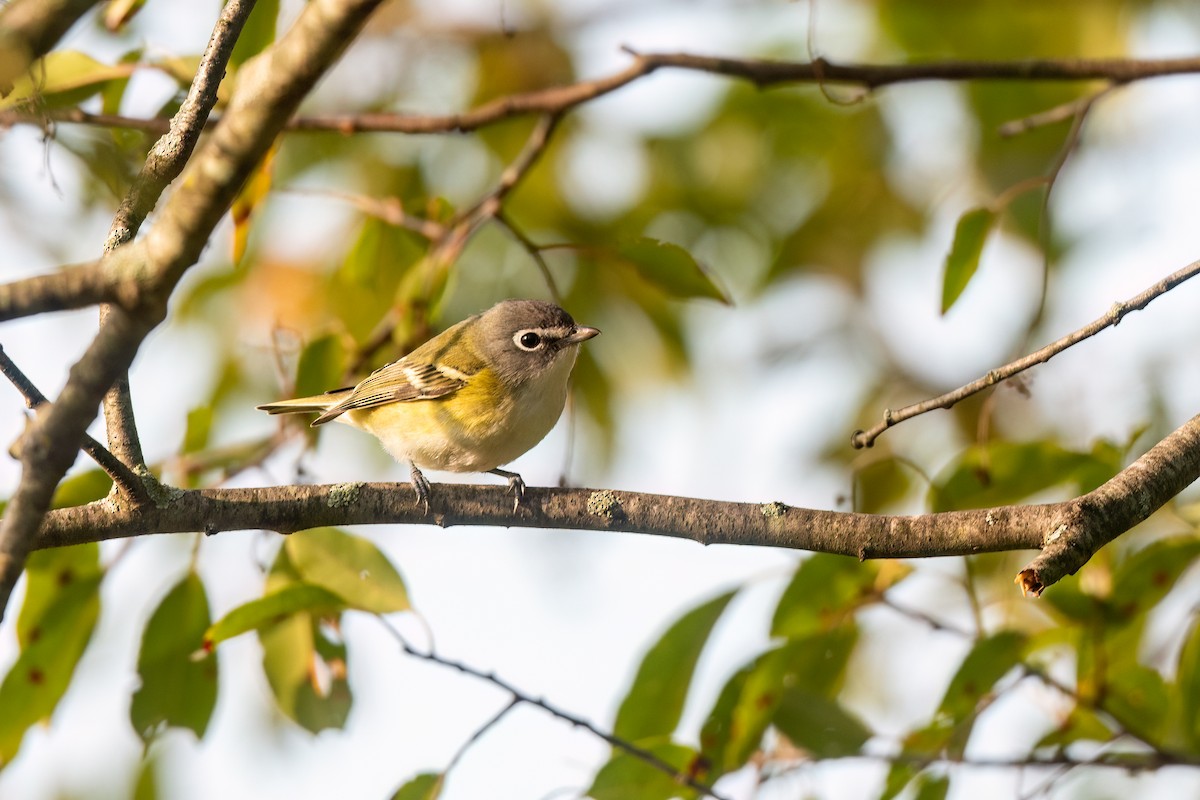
xmin=514 ymin=330 xmax=544 ymax=351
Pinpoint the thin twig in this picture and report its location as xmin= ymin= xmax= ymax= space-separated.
xmin=376 ymin=617 xmax=728 ymax=799
xmin=4 ymin=53 xmax=1194 ymax=139
xmin=852 ymin=258 xmax=1200 ymax=449
xmin=493 ymin=210 xmax=563 ymax=304
xmin=0 ymin=345 xmax=151 ymax=505
xmin=999 ymin=86 xmax=1115 ymax=138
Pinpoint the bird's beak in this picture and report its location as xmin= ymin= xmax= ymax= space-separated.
xmin=561 ymin=326 xmax=600 ymax=346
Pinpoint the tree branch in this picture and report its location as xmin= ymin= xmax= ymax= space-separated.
xmin=852 ymin=258 xmax=1200 ymax=449
xmin=0 ymin=345 xmax=150 ymax=504
xmin=98 ymin=0 xmax=258 ymax=484
xmin=376 ymin=618 xmax=728 ymax=800
xmin=0 ymin=0 xmax=388 ymax=621
xmin=30 ymin=412 xmax=1200 ymax=594
xmin=5 ymin=53 xmax=1200 ymax=138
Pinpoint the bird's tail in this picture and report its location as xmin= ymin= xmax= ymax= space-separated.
xmin=257 ymin=389 xmax=352 ymax=426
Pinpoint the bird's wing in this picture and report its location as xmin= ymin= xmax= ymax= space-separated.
xmin=311 ymin=359 xmax=472 ymax=425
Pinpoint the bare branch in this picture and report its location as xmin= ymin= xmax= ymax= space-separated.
xmin=99 ymin=0 xmax=258 ymax=480
xmin=0 ymin=0 xmax=389 ymax=621
xmin=0 ymin=345 xmax=150 ymax=505
xmin=377 ymin=618 xmax=728 ymax=799
xmin=6 ymin=53 xmax=1200 ymax=138
xmin=30 ymin=411 xmax=1200 ymax=594
xmin=852 ymin=259 xmax=1200 ymax=449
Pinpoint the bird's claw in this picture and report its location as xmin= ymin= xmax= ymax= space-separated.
xmin=489 ymin=468 xmax=526 ymax=511
xmin=411 ymin=465 xmax=431 ymax=514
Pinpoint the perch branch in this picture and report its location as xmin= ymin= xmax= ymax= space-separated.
xmin=852 ymin=258 xmax=1200 ymax=449
xmin=29 ymin=411 xmax=1200 ymax=595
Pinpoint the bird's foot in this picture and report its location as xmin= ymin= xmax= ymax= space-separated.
xmin=410 ymin=464 xmax=431 ymax=514
xmin=489 ymin=468 xmax=526 ymax=511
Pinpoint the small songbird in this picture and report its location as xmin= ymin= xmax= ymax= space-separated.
xmin=258 ymin=299 xmax=600 ymax=509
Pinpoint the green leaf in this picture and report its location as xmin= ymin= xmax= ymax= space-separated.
xmin=0 ymin=545 xmax=103 ymax=763
xmin=937 ymin=631 xmax=1025 ymax=722
xmin=773 ymin=691 xmax=870 ymax=757
xmin=182 ymin=406 xmax=213 ymax=455
xmin=1177 ymin=619 xmax=1200 ymax=750
xmin=855 ymin=457 xmax=915 ymax=513
xmin=614 ymin=590 xmax=734 ymax=742
xmin=1104 ymin=663 xmax=1169 ymax=744
xmin=51 ymin=469 xmax=112 ymax=509
xmin=929 ymin=440 xmax=1121 ymax=512
xmin=772 ymin=554 xmax=909 ymax=639
xmin=285 ymin=528 xmax=411 ymax=614
xmin=913 ymin=773 xmax=950 ymax=800
xmin=104 ymin=0 xmax=149 ymax=31
xmin=700 ymin=628 xmax=857 ymax=776
xmin=616 ymin=238 xmax=730 ymax=303
xmin=588 ymin=740 xmax=702 ymax=800
xmin=206 ymin=582 xmax=345 ymax=647
xmin=1107 ymin=536 xmax=1200 ymax=623
xmin=131 ymin=572 xmax=218 ymax=741
xmin=879 ymin=761 xmax=920 ymax=800
xmin=331 ymin=216 xmax=425 ymax=343
xmin=228 ymin=0 xmax=280 ymax=71
xmin=1034 ymin=704 xmax=1114 ymax=751
xmin=941 ymin=207 xmax=996 ymax=313
xmin=0 ymin=51 xmax=137 ymax=110
xmin=294 ymin=334 xmax=346 ymax=400
xmin=259 ymin=610 xmax=352 ymax=733
xmin=132 ymin=755 xmax=160 ymax=800
xmin=390 ymin=773 xmax=443 ymax=800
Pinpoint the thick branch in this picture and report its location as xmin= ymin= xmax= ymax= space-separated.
xmin=1017 ymin=412 xmax=1200 ymax=594
xmin=33 ymin=413 xmax=1200 ymax=595
xmin=0 ymin=0 xmax=387 ymax=621
xmin=100 ymin=0 xmax=258 ymax=479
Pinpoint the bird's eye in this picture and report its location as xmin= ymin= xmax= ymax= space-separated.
xmin=515 ymin=331 xmax=543 ymax=351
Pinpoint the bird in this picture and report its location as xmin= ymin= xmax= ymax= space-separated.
xmin=258 ymin=299 xmax=600 ymax=510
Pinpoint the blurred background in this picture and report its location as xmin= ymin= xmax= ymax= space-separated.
xmin=3 ymin=0 xmax=1200 ymax=798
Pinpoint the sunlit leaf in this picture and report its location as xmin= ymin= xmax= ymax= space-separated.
xmin=879 ymin=761 xmax=920 ymax=800
xmin=0 ymin=545 xmax=103 ymax=763
xmin=0 ymin=51 xmax=137 ymax=110
xmin=1034 ymin=704 xmax=1114 ymax=751
xmin=390 ymin=772 xmax=443 ymax=800
xmin=104 ymin=0 xmax=149 ymax=31
xmin=131 ymin=572 xmax=218 ymax=741
xmin=259 ymin=610 xmax=351 ymax=733
xmin=51 ymin=469 xmax=112 ymax=509
xmin=229 ymin=0 xmax=281 ymax=71
xmin=182 ymin=405 xmax=213 ymax=455
xmin=937 ymin=631 xmax=1025 ymax=722
xmin=286 ymin=528 xmax=411 ymax=614
xmin=206 ymin=583 xmax=344 ymax=647
xmin=331 ymin=216 xmax=425 ymax=343
xmin=941 ymin=207 xmax=995 ymax=314
xmin=1104 ymin=663 xmax=1169 ymax=745
xmin=614 ymin=590 xmax=735 ymax=742
xmin=588 ymin=740 xmax=702 ymax=800
xmin=616 ymin=238 xmax=729 ymax=303
xmin=772 ymin=554 xmax=909 ymax=639
xmin=855 ymin=457 xmax=916 ymax=513
xmin=231 ymin=141 xmax=278 ymax=262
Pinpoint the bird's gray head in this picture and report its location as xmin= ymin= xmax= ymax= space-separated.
xmin=477 ymin=299 xmax=600 ymax=385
